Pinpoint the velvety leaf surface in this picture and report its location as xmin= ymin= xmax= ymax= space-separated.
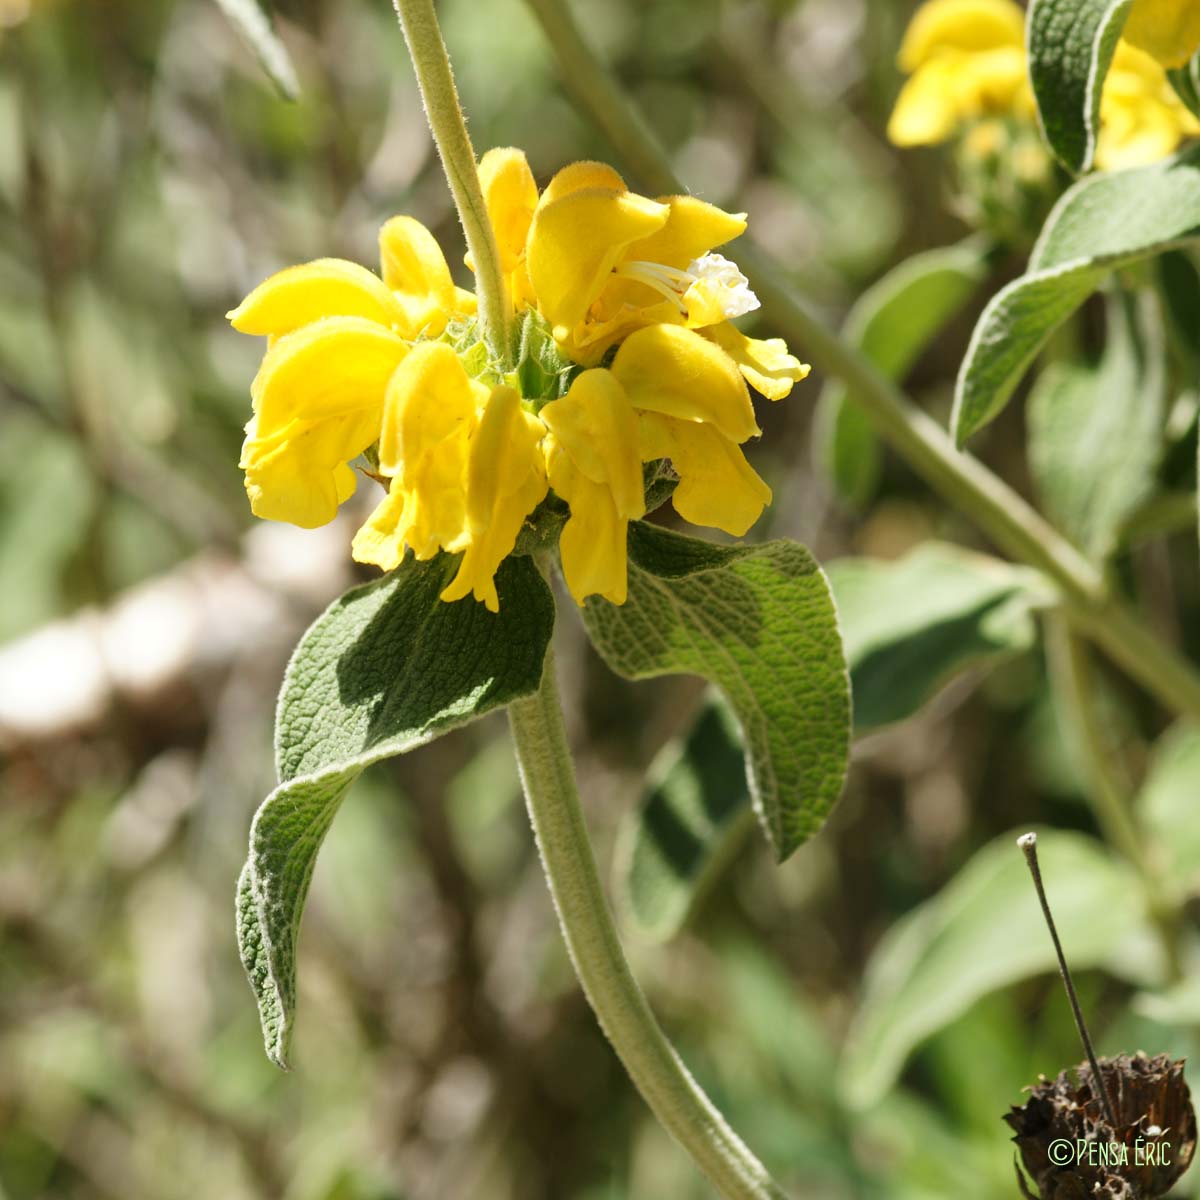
xmin=1028 ymin=0 xmax=1131 ymax=172
xmin=1027 ymin=291 xmax=1165 ymax=559
xmin=618 ymin=694 xmax=754 ymax=940
xmin=239 ymin=553 xmax=554 ymax=1066
xmin=582 ymin=522 xmax=851 ymax=862
xmin=953 ymin=148 xmax=1200 ymax=444
xmin=826 ymin=544 xmax=1047 ymax=732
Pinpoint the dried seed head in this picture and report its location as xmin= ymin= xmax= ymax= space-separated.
xmin=1005 ymin=1053 xmax=1196 ymax=1198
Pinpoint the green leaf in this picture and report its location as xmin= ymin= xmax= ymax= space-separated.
xmin=618 ymin=694 xmax=754 ymax=940
xmin=953 ymin=147 xmax=1200 ymax=445
xmin=1168 ymin=51 xmax=1200 ymax=121
xmin=826 ymin=543 xmax=1047 ymax=732
xmin=1027 ymin=291 xmax=1165 ymax=559
xmin=1138 ymin=722 xmax=1200 ymax=898
xmin=214 ymin=0 xmax=301 ymax=100
xmin=582 ymin=522 xmax=850 ymax=862
xmin=1028 ymin=0 xmax=1131 ymax=173
xmin=238 ymin=552 xmax=554 ymax=1067
xmin=840 ymin=829 xmax=1154 ymax=1109
xmin=614 ymin=543 xmax=1042 ymax=939
xmin=815 ymin=240 xmax=988 ymax=508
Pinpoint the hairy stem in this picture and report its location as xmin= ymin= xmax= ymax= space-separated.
xmin=1045 ymin=617 xmax=1184 ymax=981
xmin=519 ymin=0 xmax=1200 ymax=726
xmin=508 ymin=647 xmax=789 ymax=1200
xmin=391 ymin=0 xmax=511 ymax=364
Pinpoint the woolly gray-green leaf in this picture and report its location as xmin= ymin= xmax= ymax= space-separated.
xmin=826 ymin=544 xmax=1047 ymax=732
xmin=1028 ymin=0 xmax=1131 ymax=172
xmin=615 ymin=543 xmax=1043 ymax=939
xmin=1028 ymin=291 xmax=1165 ymax=560
xmin=582 ymin=522 xmax=850 ymax=862
xmin=953 ymin=148 xmax=1200 ymax=444
xmin=841 ymin=829 xmax=1153 ymax=1109
xmin=238 ymin=552 xmax=554 ymax=1067
xmin=214 ymin=0 xmax=300 ymax=100
xmin=618 ymin=694 xmax=754 ymax=941
xmin=816 ymin=239 xmax=988 ymax=508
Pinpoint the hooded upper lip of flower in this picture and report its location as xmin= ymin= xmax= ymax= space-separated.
xmin=887 ymin=0 xmax=1200 ymax=169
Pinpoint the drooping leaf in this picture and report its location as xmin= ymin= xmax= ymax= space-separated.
xmin=953 ymin=147 xmax=1200 ymax=445
xmin=827 ymin=544 xmax=1047 ymax=732
xmin=1138 ymin=722 xmax=1200 ymax=898
xmin=841 ymin=829 xmax=1155 ymax=1109
xmin=1027 ymin=290 xmax=1165 ymax=559
xmin=619 ymin=694 xmax=754 ymax=940
xmin=1027 ymin=0 xmax=1132 ymax=172
xmin=582 ymin=522 xmax=850 ymax=862
xmin=615 ymin=543 xmax=1044 ymax=939
xmin=238 ymin=552 xmax=554 ymax=1067
xmin=214 ymin=0 xmax=301 ymax=100
xmin=815 ymin=239 xmax=989 ymax=508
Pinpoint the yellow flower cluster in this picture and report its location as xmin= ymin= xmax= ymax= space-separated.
xmin=228 ymin=152 xmax=809 ymax=611
xmin=888 ymin=0 xmax=1200 ymax=171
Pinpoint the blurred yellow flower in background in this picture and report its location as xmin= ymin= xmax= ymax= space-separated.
xmin=1124 ymin=0 xmax=1200 ymax=69
xmin=229 ymin=154 xmax=810 ymax=610
xmin=888 ymin=0 xmax=1199 ymax=170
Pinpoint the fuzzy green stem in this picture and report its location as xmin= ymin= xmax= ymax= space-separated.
xmin=392 ymin=0 xmax=511 ymax=364
xmin=520 ymin=0 xmax=1200 ymax=726
xmin=1045 ymin=616 xmax=1184 ymax=981
xmin=508 ymin=647 xmax=789 ymax=1200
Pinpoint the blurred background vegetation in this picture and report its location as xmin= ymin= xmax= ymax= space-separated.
xmin=2 ymin=0 xmax=1198 ymax=1197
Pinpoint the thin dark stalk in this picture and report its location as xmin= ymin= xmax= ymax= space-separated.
xmin=1018 ymin=832 xmax=1120 ymax=1132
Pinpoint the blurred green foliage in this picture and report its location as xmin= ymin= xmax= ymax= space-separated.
xmin=3 ymin=1 xmax=1200 ymax=1198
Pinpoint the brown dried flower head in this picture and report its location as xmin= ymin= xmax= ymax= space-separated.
xmin=1005 ymin=1053 xmax=1196 ymax=1199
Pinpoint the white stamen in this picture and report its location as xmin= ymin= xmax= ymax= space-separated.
xmin=686 ymin=253 xmax=760 ymax=318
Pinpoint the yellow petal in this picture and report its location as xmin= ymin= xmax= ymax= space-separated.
xmin=378 ymin=215 xmax=458 ymax=337
xmin=1124 ymin=0 xmax=1200 ymax=68
xmin=527 ymin=188 xmax=671 ymax=330
xmin=441 ymin=385 xmax=548 ymax=612
xmin=639 ymin=414 xmax=771 ymax=536
xmin=227 ymin=259 xmax=404 ymax=336
xmin=610 ymin=323 xmax=759 ymax=444
xmin=478 ymin=147 xmax=539 ymax=273
xmin=620 ymin=196 xmax=747 ymax=271
xmin=537 ymin=160 xmax=628 ymax=208
xmin=897 ymin=0 xmax=1024 ymax=71
xmin=352 ymin=477 xmax=410 ymax=572
xmin=547 ymin=450 xmax=630 ymax=606
xmin=1098 ymin=41 xmax=1198 ymax=169
xmin=888 ymin=47 xmax=1031 ymax=145
xmin=253 ymin=316 xmax=408 ymax=430
xmin=704 ymin=322 xmax=811 ymax=400
xmin=377 ymin=341 xmax=481 ymax=479
xmin=540 ymin=369 xmax=645 ymax=519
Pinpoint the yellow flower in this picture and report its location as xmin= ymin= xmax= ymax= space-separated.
xmin=888 ymin=0 xmax=1032 ymax=146
xmin=1123 ymin=0 xmax=1200 ymax=69
xmin=228 ymin=218 xmax=474 ymax=529
xmin=889 ymin=0 xmax=1199 ymax=169
xmin=1096 ymin=41 xmax=1200 ymax=171
xmin=231 ymin=154 xmax=807 ymax=612
xmin=483 ymin=151 xmax=809 ymax=400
